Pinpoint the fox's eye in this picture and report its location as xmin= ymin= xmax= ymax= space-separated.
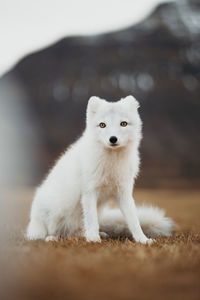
xmin=99 ymin=122 xmax=106 ymax=128
xmin=120 ymin=121 xmax=128 ymax=127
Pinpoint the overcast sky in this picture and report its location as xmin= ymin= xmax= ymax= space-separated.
xmin=0 ymin=0 xmax=172 ymax=77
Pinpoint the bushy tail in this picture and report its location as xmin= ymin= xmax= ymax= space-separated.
xmin=137 ymin=205 xmax=175 ymax=237
xmin=99 ymin=205 xmax=175 ymax=238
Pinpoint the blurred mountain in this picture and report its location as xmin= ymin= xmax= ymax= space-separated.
xmin=2 ymin=0 xmax=200 ymax=187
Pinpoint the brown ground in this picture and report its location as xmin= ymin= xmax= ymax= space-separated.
xmin=0 ymin=189 xmax=200 ymax=300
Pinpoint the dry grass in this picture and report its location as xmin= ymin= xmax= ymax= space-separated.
xmin=0 ymin=189 xmax=200 ymax=300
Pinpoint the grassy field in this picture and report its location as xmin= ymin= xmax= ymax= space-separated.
xmin=0 ymin=189 xmax=200 ymax=300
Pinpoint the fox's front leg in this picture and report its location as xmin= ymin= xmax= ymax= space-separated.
xmin=118 ymin=187 xmax=153 ymax=244
xmin=81 ymin=191 xmax=101 ymax=242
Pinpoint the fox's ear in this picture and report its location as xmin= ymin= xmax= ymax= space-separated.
xmin=87 ymin=96 xmax=103 ymax=115
xmin=121 ymin=95 xmax=140 ymax=110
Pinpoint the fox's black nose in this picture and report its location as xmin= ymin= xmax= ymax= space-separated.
xmin=109 ymin=136 xmax=118 ymax=144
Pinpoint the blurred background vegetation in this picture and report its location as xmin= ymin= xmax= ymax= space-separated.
xmin=0 ymin=0 xmax=200 ymax=189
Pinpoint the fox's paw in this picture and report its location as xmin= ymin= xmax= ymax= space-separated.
xmin=45 ymin=235 xmax=58 ymax=242
xmin=144 ymin=238 xmax=155 ymax=245
xmin=86 ymin=236 xmax=101 ymax=243
xmin=85 ymin=232 xmax=101 ymax=243
xmin=136 ymin=236 xmax=155 ymax=245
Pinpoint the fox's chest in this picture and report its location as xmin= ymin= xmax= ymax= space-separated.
xmin=91 ymin=158 xmax=132 ymax=199
xmin=81 ymin=150 xmax=135 ymax=199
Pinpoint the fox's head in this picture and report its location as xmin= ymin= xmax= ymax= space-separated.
xmin=86 ymin=95 xmax=142 ymax=150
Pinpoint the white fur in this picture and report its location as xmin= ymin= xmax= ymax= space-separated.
xmin=98 ymin=205 xmax=175 ymax=238
xmin=26 ymin=95 xmax=175 ymax=244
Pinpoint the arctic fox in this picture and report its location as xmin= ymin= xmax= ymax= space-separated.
xmin=26 ymin=95 xmax=174 ymax=244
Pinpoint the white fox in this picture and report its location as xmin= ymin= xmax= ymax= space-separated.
xmin=26 ymin=95 xmax=174 ymax=244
